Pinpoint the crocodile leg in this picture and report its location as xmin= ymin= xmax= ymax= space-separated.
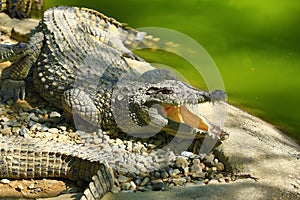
xmin=0 ymin=31 xmax=43 ymax=101
xmin=62 ymin=88 xmax=102 ymax=127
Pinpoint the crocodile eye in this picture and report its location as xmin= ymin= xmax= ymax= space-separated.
xmin=146 ymin=87 xmax=173 ymax=95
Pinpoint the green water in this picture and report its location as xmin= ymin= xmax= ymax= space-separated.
xmin=46 ymin=0 xmax=300 ymax=143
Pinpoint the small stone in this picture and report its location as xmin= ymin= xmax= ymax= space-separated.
xmin=192 ymin=172 xmax=206 ymax=179
xmin=172 ymin=178 xmax=186 ymax=186
xmin=0 ymin=116 xmax=10 ymax=122
xmin=214 ymin=162 xmax=225 ymax=171
xmin=57 ymin=135 xmax=68 ymax=142
xmin=171 ymin=169 xmax=181 ymax=177
xmin=49 ymin=111 xmax=61 ymax=118
xmin=152 ymin=182 xmax=166 ymax=191
xmin=180 ymin=151 xmax=194 ymax=158
xmin=111 ymin=187 xmax=121 ymax=193
xmin=19 ymin=127 xmax=29 ymax=137
xmin=209 ymin=179 xmax=220 ymax=184
xmin=175 ymin=157 xmax=189 ymax=169
xmin=202 ymin=154 xmax=215 ymax=167
xmin=11 ymin=127 xmax=21 ymax=134
xmin=161 ymin=169 xmax=169 ymax=179
xmin=211 ymin=167 xmax=217 ymax=172
xmin=0 ymin=127 xmax=12 ymax=135
xmin=126 ymin=141 xmax=133 ymax=151
xmin=0 ymin=179 xmax=10 ymax=184
xmin=40 ymin=125 xmax=48 ymax=132
xmin=115 ymin=138 xmax=123 ymax=145
xmin=190 ymin=159 xmax=202 ymax=173
xmin=118 ymin=175 xmax=131 ymax=183
xmin=121 ymin=182 xmax=131 ymax=190
xmin=28 ymin=183 xmax=35 ymax=189
xmin=129 ymin=181 xmax=136 ymax=191
xmin=48 ymin=128 xmax=59 ymax=134
xmin=140 ymin=177 xmax=150 ymax=186
xmin=154 ymin=171 xmax=161 ymax=178
xmin=57 ymin=125 xmax=67 ymax=131
xmin=16 ymin=184 xmax=24 ymax=191
xmin=139 ymin=185 xmax=152 ymax=192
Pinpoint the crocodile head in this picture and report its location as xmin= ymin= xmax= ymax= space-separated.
xmin=112 ymin=69 xmax=228 ymax=140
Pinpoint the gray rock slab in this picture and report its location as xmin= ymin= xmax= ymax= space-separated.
xmin=0 ymin=13 xmax=39 ymax=41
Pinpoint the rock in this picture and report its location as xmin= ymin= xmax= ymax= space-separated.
xmin=214 ymin=162 xmax=225 ymax=171
xmin=121 ymin=182 xmax=131 ymax=190
xmin=152 ymin=181 xmax=166 ymax=191
xmin=118 ymin=175 xmax=131 ymax=183
xmin=140 ymin=177 xmax=150 ymax=186
xmin=0 ymin=127 xmax=11 ymax=135
xmin=190 ymin=159 xmax=202 ymax=173
xmin=129 ymin=181 xmax=136 ymax=191
xmin=173 ymin=178 xmax=186 ymax=186
xmin=57 ymin=135 xmax=69 ymax=143
xmin=161 ymin=169 xmax=169 ymax=179
xmin=180 ymin=151 xmax=194 ymax=158
xmin=49 ymin=111 xmax=61 ymax=118
xmin=154 ymin=171 xmax=161 ymax=178
xmin=48 ymin=128 xmax=59 ymax=134
xmin=175 ymin=157 xmax=189 ymax=169
xmin=202 ymin=154 xmax=215 ymax=167
xmin=19 ymin=127 xmax=29 ymax=137
xmin=28 ymin=183 xmax=35 ymax=189
xmin=171 ymin=169 xmax=181 ymax=177
xmin=16 ymin=184 xmax=24 ymax=191
xmin=111 ymin=187 xmax=121 ymax=193
xmin=192 ymin=172 xmax=206 ymax=179
xmin=0 ymin=179 xmax=10 ymax=184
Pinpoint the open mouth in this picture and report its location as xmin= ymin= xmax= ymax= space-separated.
xmin=162 ymin=104 xmax=227 ymax=139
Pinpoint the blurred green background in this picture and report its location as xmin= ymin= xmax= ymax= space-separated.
xmin=46 ymin=0 xmax=300 ymax=143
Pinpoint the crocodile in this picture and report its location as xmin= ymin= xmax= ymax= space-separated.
xmin=0 ymin=0 xmax=44 ymax=18
xmin=0 ymin=6 xmax=228 ymax=199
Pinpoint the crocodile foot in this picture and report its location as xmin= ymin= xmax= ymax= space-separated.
xmin=8 ymin=7 xmax=28 ymax=19
xmin=0 ymin=79 xmax=26 ymax=102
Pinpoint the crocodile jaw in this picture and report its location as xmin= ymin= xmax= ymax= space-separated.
xmin=162 ymin=104 xmax=226 ymax=139
xmin=163 ymin=105 xmax=209 ymax=131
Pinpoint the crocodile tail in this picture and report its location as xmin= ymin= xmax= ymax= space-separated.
xmin=76 ymin=7 xmax=179 ymax=53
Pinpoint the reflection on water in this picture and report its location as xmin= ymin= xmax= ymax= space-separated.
xmin=46 ymin=0 xmax=300 ymax=143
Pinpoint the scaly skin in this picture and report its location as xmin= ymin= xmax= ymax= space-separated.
xmin=0 ymin=6 xmax=228 ymax=199
xmin=0 ymin=136 xmax=114 ymax=199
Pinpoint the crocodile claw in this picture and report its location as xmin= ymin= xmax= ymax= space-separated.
xmin=0 ymin=79 xmax=26 ymax=102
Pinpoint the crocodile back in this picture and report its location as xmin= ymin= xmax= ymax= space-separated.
xmin=33 ymin=7 xmax=136 ymax=108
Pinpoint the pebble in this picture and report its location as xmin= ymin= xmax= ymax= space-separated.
xmin=129 ymin=181 xmax=136 ymax=190
xmin=140 ymin=177 xmax=150 ymax=186
xmin=160 ymin=169 xmax=169 ymax=179
xmin=28 ymin=183 xmax=35 ymax=189
xmin=214 ymin=162 xmax=225 ymax=171
xmin=16 ymin=184 xmax=24 ymax=191
xmin=48 ymin=128 xmax=59 ymax=134
xmin=0 ymin=127 xmax=12 ymax=135
xmin=49 ymin=111 xmax=61 ymax=118
xmin=111 ymin=187 xmax=121 ymax=193
xmin=152 ymin=182 xmax=166 ymax=191
xmin=203 ymin=154 xmax=215 ymax=167
xmin=121 ymin=182 xmax=131 ymax=190
xmin=171 ymin=169 xmax=181 ymax=177
xmin=0 ymin=179 xmax=10 ymax=184
xmin=172 ymin=178 xmax=186 ymax=186
xmin=118 ymin=175 xmax=131 ymax=183
xmin=175 ymin=157 xmax=189 ymax=169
